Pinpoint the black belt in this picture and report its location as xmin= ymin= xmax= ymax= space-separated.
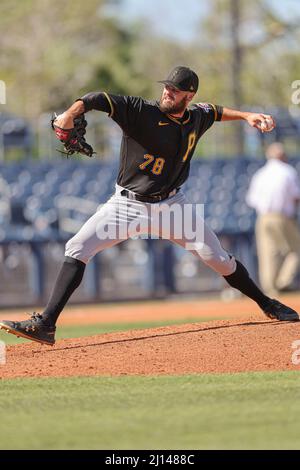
xmin=120 ymin=188 xmax=179 ymax=203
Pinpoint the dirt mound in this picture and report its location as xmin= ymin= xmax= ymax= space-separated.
xmin=1 ymin=318 xmax=300 ymax=379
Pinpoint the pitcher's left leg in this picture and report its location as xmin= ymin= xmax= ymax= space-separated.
xmin=168 ymin=198 xmax=299 ymax=321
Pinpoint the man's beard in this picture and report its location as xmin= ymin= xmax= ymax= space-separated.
xmin=159 ymin=95 xmax=188 ymax=115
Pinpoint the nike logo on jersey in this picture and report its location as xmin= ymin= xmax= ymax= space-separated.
xmin=158 ymin=121 xmax=169 ymax=126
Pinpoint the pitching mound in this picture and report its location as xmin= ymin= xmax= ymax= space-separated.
xmin=1 ymin=318 xmax=300 ymax=378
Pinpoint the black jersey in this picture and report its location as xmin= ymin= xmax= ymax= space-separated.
xmin=81 ymin=92 xmax=222 ymax=196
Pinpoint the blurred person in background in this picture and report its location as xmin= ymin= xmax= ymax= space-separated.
xmin=246 ymin=142 xmax=300 ymax=296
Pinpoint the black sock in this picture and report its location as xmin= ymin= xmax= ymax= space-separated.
xmin=42 ymin=256 xmax=86 ymax=326
xmin=224 ymin=260 xmax=270 ymax=310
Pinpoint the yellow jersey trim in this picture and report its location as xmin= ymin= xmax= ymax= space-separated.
xmin=209 ymin=103 xmax=217 ymax=121
xmin=103 ymin=92 xmax=114 ymax=118
xmin=166 ymin=110 xmax=190 ymax=125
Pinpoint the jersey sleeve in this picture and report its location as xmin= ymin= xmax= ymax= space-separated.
xmin=80 ymin=92 xmax=112 ymax=113
xmin=80 ymin=92 xmax=143 ymax=134
xmin=103 ymin=94 xmax=143 ymax=134
xmin=191 ymin=102 xmax=223 ymax=134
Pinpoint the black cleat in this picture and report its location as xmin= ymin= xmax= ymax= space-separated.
xmin=262 ymin=299 xmax=299 ymax=322
xmin=0 ymin=313 xmax=56 ymax=345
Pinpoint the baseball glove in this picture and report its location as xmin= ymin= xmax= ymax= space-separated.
xmin=51 ymin=113 xmax=95 ymax=158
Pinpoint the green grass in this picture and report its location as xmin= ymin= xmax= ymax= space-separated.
xmin=0 ymin=372 xmax=300 ymax=449
xmin=0 ymin=317 xmax=220 ymax=345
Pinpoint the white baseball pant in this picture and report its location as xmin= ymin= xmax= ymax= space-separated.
xmin=65 ymin=184 xmax=236 ymax=276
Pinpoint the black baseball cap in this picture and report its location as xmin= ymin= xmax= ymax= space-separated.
xmin=158 ymin=66 xmax=199 ymax=92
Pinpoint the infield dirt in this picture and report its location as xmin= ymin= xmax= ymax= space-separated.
xmin=1 ymin=315 xmax=300 ymax=379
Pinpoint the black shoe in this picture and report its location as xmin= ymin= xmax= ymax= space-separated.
xmin=262 ymin=299 xmax=299 ymax=322
xmin=0 ymin=313 xmax=56 ymax=345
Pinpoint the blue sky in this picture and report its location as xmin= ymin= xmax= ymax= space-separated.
xmin=105 ymin=0 xmax=300 ymax=43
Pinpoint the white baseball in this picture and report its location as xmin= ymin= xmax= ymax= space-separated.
xmin=260 ymin=117 xmax=274 ymax=132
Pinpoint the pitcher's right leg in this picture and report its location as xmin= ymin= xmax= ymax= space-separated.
xmin=43 ymin=196 xmax=132 ymax=327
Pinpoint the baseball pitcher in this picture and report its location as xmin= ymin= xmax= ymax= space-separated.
xmin=0 ymin=66 xmax=298 ymax=345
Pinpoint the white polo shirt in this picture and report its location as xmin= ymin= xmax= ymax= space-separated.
xmin=246 ymin=159 xmax=300 ymax=217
